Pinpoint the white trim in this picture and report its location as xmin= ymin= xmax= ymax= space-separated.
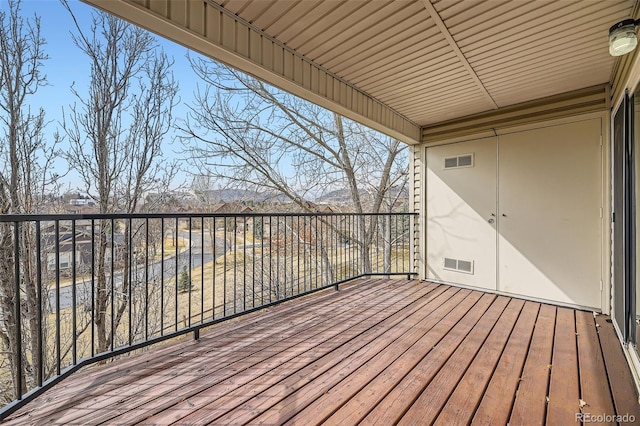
xmin=419 ymin=145 xmax=427 ymax=279
xmin=495 ymin=112 xmax=607 ymax=136
xmin=424 ymin=111 xmax=607 ymax=148
xmin=613 ymin=48 xmax=640 ymax=111
xmin=424 ymin=131 xmax=497 ymax=148
xmin=424 ymin=278 xmax=603 ymax=313
xmin=626 ymin=345 xmax=640 ymax=403
xmin=610 ymin=63 xmax=640 ymax=397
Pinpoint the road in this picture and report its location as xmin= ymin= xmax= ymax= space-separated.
xmin=49 ymin=230 xmax=231 ymax=310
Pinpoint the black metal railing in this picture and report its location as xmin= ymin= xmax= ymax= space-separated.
xmin=0 ymin=211 xmax=416 ymax=418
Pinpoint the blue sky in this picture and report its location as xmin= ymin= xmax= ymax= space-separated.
xmin=14 ymin=0 xmax=201 ymax=191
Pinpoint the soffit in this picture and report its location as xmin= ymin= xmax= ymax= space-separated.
xmin=83 ymin=0 xmax=636 ymax=142
xmin=213 ymin=0 xmax=633 ymax=126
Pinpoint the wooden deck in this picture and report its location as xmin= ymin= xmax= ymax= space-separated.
xmin=4 ymin=279 xmax=639 ymax=425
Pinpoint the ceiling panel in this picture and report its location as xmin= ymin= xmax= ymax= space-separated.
xmin=348 ymin=38 xmax=450 ymax=84
xmin=209 ymin=0 xmax=636 ymax=128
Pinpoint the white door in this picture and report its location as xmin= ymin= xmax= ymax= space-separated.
xmin=426 ymin=137 xmax=497 ymax=290
xmin=498 ymin=119 xmax=602 ymax=308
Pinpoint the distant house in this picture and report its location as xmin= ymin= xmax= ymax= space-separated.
xmin=209 ymin=202 xmax=255 ymax=232
xmin=69 ymin=198 xmax=95 ymax=207
xmin=41 ymin=222 xmax=124 ymax=273
xmin=63 ymin=203 xmax=99 ymax=215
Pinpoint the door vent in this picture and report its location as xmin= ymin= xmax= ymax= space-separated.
xmin=443 ymin=257 xmax=475 ymax=274
xmin=444 ymin=257 xmax=457 ymax=269
xmin=444 ymin=153 xmax=474 ymax=169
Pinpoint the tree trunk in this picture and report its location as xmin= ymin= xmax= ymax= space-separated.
xmin=94 ymin=221 xmax=109 ymax=354
xmin=383 ymin=213 xmax=392 ymax=277
xmin=0 ymin=223 xmax=25 ymax=399
xmin=21 ymin=224 xmax=40 ymax=387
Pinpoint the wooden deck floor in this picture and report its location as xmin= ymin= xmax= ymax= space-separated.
xmin=4 ymin=279 xmax=639 ymax=425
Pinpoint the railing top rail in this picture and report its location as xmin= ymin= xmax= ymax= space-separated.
xmin=0 ymin=211 xmax=418 ymax=222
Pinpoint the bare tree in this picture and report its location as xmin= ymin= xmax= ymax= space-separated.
xmin=0 ymin=0 xmax=59 ymax=400
xmin=61 ymin=3 xmax=178 ymax=353
xmin=179 ymin=59 xmax=408 ymax=274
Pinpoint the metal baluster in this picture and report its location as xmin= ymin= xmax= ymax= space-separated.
xmin=160 ymin=218 xmax=164 ymax=335
xmin=145 ymin=218 xmax=149 ymax=341
xmin=188 ymin=218 xmax=192 ymax=328
xmin=71 ymin=220 xmax=77 ymax=364
xmin=252 ymin=216 xmax=256 ymax=308
xmin=268 ymin=216 xmax=272 ymax=303
xmin=297 ymin=215 xmax=301 ymax=295
xmin=284 ymin=216 xmax=288 ymax=297
xmin=35 ymin=221 xmax=43 ymax=387
xmin=13 ymin=222 xmax=22 ymax=399
xmin=110 ymin=218 xmax=115 ymax=351
xmin=201 ymin=217 xmax=204 ymax=323
xmin=174 ymin=217 xmax=178 ymax=332
xmin=223 ymin=217 xmax=227 ymax=317
xmin=128 ymin=218 xmax=133 ymax=346
xmin=55 ymin=220 xmax=60 ymax=375
xmin=90 ymin=219 xmax=95 ymax=356
xmin=212 ymin=217 xmax=216 ymax=320
xmin=243 ymin=215 xmax=246 ymax=312
xmin=233 ymin=216 xmax=237 ymax=313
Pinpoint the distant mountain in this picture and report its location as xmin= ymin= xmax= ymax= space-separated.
xmin=314 ymin=186 xmax=408 ymax=204
xmin=314 ymin=189 xmax=352 ymax=204
xmin=200 ymin=189 xmax=289 ymax=203
xmin=199 ymin=186 xmax=408 ymax=205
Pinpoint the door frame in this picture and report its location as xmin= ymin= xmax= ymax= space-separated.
xmin=612 ymin=92 xmax=636 ymax=344
xmin=611 ymin=50 xmax=640 ymax=395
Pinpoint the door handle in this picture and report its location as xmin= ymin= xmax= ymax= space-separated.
xmin=488 ymin=218 xmax=495 ymax=224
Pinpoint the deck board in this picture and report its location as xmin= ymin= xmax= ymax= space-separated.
xmin=509 ymin=303 xmax=556 ymax=425
xmin=21 ymin=278 xmax=392 ymax=420
xmin=397 ymin=296 xmax=513 ymax=425
xmin=284 ymin=288 xmax=475 ymax=425
xmin=432 ymin=298 xmax=525 ymax=426
xmin=546 ymin=307 xmax=580 ymax=424
xmin=321 ymin=288 xmax=479 ymax=424
xmin=254 ymin=288 xmax=480 ymax=425
xmin=3 ymin=279 xmax=639 ymax=426
xmin=595 ymin=314 xmax=640 ymax=422
xmin=359 ymin=293 xmax=496 ymax=425
xmin=40 ymin=280 xmax=394 ymax=424
xmin=471 ymin=301 xmax=539 ymax=425
xmin=142 ymin=282 xmax=449 ymax=425
xmin=575 ymin=310 xmax=615 ymax=425
xmin=82 ymin=279 xmax=432 ymax=425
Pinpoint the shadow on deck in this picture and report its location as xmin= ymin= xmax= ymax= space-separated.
xmin=3 ymin=278 xmax=639 ymax=425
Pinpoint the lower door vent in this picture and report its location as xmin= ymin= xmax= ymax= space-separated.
xmin=443 ymin=257 xmax=474 ymax=274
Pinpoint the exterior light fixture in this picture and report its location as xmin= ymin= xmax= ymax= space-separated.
xmin=610 ymin=19 xmax=640 ymax=56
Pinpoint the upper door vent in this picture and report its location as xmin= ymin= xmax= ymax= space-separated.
xmin=444 ymin=153 xmax=474 ymax=169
